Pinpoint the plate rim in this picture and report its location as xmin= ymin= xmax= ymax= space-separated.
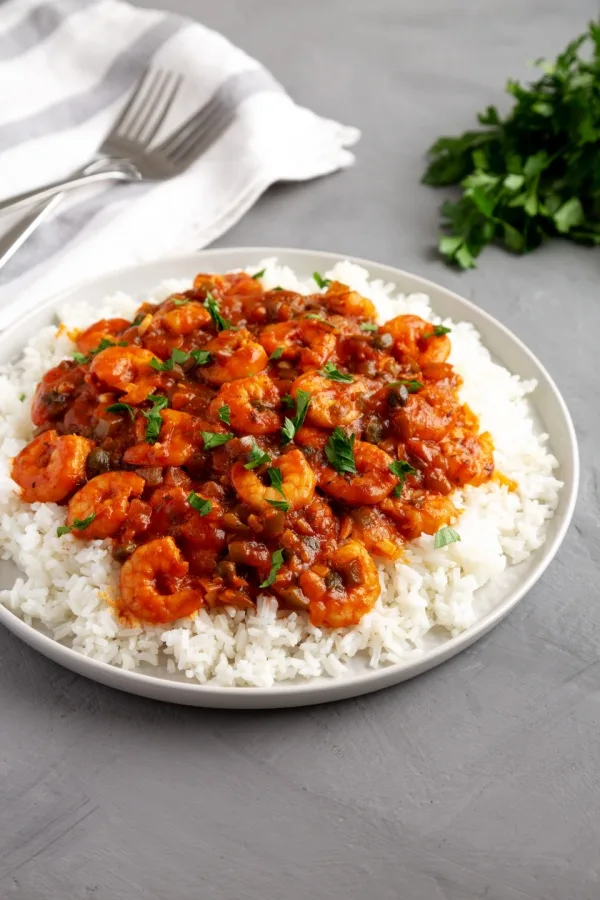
xmin=0 ymin=247 xmax=580 ymax=707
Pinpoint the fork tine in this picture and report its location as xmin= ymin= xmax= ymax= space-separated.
xmin=168 ymin=105 xmax=235 ymax=167
xmin=156 ymin=97 xmax=221 ymax=157
xmin=141 ymin=73 xmax=183 ymax=145
xmin=122 ymin=69 xmax=165 ymax=142
xmin=108 ymin=67 xmax=155 ymax=137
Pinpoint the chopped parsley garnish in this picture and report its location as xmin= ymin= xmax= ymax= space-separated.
xmin=389 ymin=379 xmax=423 ymax=393
xmin=434 ymin=525 xmax=461 ymax=549
xmin=260 ymin=548 xmax=285 ymax=588
xmin=143 ymin=395 xmax=168 ymax=444
xmin=269 ymin=347 xmax=283 ymax=360
xmin=74 ymin=338 xmax=129 ymax=364
xmin=106 ymin=402 xmax=136 ymax=421
xmin=273 ymin=286 xmax=283 ymax=292
xmin=252 ymin=268 xmax=266 ymax=280
xmin=389 ymin=460 xmax=417 ymax=497
xmin=218 ymin=405 xmax=231 ymax=425
xmin=244 ymin=443 xmax=271 ymax=470
xmin=133 ymin=313 xmax=146 ymax=327
xmin=423 ymin=325 xmax=452 ymax=339
xmin=57 ymin=513 xmax=96 ymax=538
xmin=267 ymin=499 xmax=291 ymax=512
xmin=190 ymin=349 xmax=212 ymax=366
xmin=281 ymin=390 xmax=311 ymax=445
xmin=319 ymin=361 xmax=354 ymax=383
xmin=304 ymin=313 xmax=330 ymax=324
xmin=73 ymin=351 xmax=89 ymax=364
xmin=313 ymin=272 xmax=331 ymax=289
xmin=187 ymin=492 xmax=212 ymax=516
xmin=268 ymin=467 xmax=285 ymax=496
xmin=200 ymin=431 xmax=234 ymax=450
xmin=360 ymin=322 xmax=378 ymax=332
xmin=325 ymin=427 xmax=357 ymax=475
xmin=18 ymin=393 xmax=26 ymax=402
xmin=172 ymin=296 xmax=190 ymax=307
xmin=281 ymin=393 xmax=295 ymax=408
xmin=149 ymin=348 xmax=189 ymax=371
xmin=204 ymin=291 xmax=231 ymax=331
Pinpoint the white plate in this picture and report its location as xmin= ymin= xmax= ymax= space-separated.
xmin=0 ymin=248 xmax=579 ymax=708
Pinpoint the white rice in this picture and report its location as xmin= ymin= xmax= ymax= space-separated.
xmin=0 ymin=261 xmax=562 ymax=687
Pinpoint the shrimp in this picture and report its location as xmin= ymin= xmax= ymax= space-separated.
xmin=324 ymin=281 xmax=377 ymax=318
xmin=88 ymin=346 xmax=161 ymax=405
xmin=299 ymin=541 xmax=380 ymax=628
xmin=119 ymin=537 xmax=203 ymax=624
xmin=201 ymin=328 xmax=267 ymax=386
xmin=381 ymin=492 xmax=458 ymax=540
xmin=320 ymin=441 xmax=397 ymax=505
xmin=66 ymin=472 xmax=145 ymax=539
xmin=230 ymin=448 xmax=316 ymax=511
xmin=349 ymin=506 xmax=403 ymax=560
xmin=259 ymin=319 xmax=336 ymax=370
xmin=380 ymin=314 xmax=451 ymax=365
xmin=75 ymin=318 xmax=130 ymax=354
xmin=209 ymin=373 xmax=281 ymax=435
xmin=158 ymin=299 xmax=211 ymax=335
xmin=123 ymin=409 xmax=199 ymax=466
xmin=12 ymin=431 xmax=93 ymax=503
xmin=392 ymin=393 xmax=455 ymax=442
xmin=291 ymin=373 xmax=364 ymax=428
xmin=441 ymin=429 xmax=494 ymax=487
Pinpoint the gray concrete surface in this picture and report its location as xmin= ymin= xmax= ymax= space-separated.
xmin=1 ymin=1 xmax=599 ymax=898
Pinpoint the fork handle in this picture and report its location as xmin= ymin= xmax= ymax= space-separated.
xmin=0 ymin=165 xmax=141 ymax=213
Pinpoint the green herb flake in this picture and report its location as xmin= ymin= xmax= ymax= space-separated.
xmin=18 ymin=393 xmax=26 ymax=402
xmin=434 ymin=525 xmax=462 ymax=549
xmin=304 ymin=313 xmax=330 ymax=324
xmin=313 ymin=272 xmax=331 ymax=289
xmin=267 ymin=499 xmax=291 ymax=512
xmin=149 ymin=348 xmax=190 ymax=372
xmin=360 ymin=322 xmax=378 ymax=332
xmin=319 ymin=361 xmax=354 ymax=383
xmin=260 ymin=548 xmax=285 ymax=588
xmin=268 ymin=467 xmax=285 ymax=497
xmin=273 ymin=286 xmax=283 ymax=292
xmin=423 ymin=325 xmax=452 ymax=338
xmin=204 ymin=291 xmax=231 ymax=331
xmin=106 ymin=402 xmax=136 ymax=421
xmin=143 ymin=395 xmax=169 ymax=444
xmin=269 ymin=347 xmax=284 ymax=360
xmin=281 ymin=390 xmax=311 ymax=445
xmin=252 ymin=268 xmax=266 ymax=280
xmin=190 ymin=349 xmax=212 ymax=366
xmin=133 ymin=313 xmax=146 ymax=327
xmin=172 ymin=296 xmax=190 ymax=307
xmin=281 ymin=393 xmax=295 ymax=408
xmin=218 ymin=405 xmax=231 ymax=426
xmin=200 ymin=430 xmax=234 ymax=450
xmin=73 ymin=351 xmax=89 ymax=364
xmin=57 ymin=513 xmax=96 ymax=538
xmin=389 ymin=460 xmax=417 ymax=497
xmin=389 ymin=379 xmax=423 ymax=393
xmin=187 ymin=492 xmax=212 ymax=516
xmin=244 ymin=443 xmax=271 ymax=470
xmin=325 ymin=427 xmax=357 ymax=475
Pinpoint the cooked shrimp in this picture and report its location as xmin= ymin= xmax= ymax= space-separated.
xmin=259 ymin=319 xmax=336 ymax=370
xmin=291 ymin=373 xmax=364 ymax=428
xmin=75 ymin=318 xmax=130 ymax=354
xmin=392 ymin=393 xmax=455 ymax=442
xmin=155 ymin=300 xmax=211 ymax=335
xmin=88 ymin=346 xmax=161 ymax=405
xmin=320 ymin=441 xmax=397 ymax=505
xmin=124 ymin=409 xmax=198 ymax=466
xmin=441 ymin=429 xmax=494 ymax=487
xmin=349 ymin=506 xmax=403 ymax=560
xmin=380 ymin=314 xmax=451 ymax=365
xmin=66 ymin=472 xmax=145 ymax=539
xmin=324 ymin=281 xmax=377 ymax=318
xmin=119 ymin=537 xmax=203 ymax=623
xmin=381 ymin=492 xmax=458 ymax=540
xmin=201 ymin=328 xmax=267 ymax=385
xmin=231 ymin=448 xmax=316 ymax=511
xmin=299 ymin=541 xmax=380 ymax=628
xmin=210 ymin=373 xmax=281 ymax=434
xmin=12 ymin=431 xmax=93 ymax=503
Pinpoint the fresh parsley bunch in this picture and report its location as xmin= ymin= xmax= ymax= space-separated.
xmin=423 ymin=22 xmax=600 ymax=268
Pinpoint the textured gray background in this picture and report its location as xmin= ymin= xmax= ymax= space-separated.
xmin=1 ymin=1 xmax=599 ymax=898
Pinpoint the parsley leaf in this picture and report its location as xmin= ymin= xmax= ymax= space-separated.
xmin=281 ymin=394 xmax=295 ymax=408
xmin=244 ymin=443 xmax=271 ymax=470
xmin=73 ymin=351 xmax=89 ymax=364
xmin=143 ymin=395 xmax=168 ymax=443
xmin=389 ymin=379 xmax=423 ymax=393
xmin=200 ymin=431 xmax=233 ymax=450
xmin=204 ymin=291 xmax=231 ymax=331
xmin=259 ymin=548 xmax=285 ymax=588
xmin=267 ymin=499 xmax=291 ymax=512
xmin=325 ymin=427 xmax=357 ymax=475
xmin=319 ymin=361 xmax=354 ymax=383
xmin=423 ymin=325 xmax=452 ymax=338
xmin=313 ymin=272 xmax=331 ymax=289
xmin=149 ymin=348 xmax=189 ymax=371
xmin=18 ymin=393 xmax=26 ymax=402
xmin=190 ymin=349 xmax=212 ymax=366
xmin=389 ymin=460 xmax=417 ymax=497
xmin=172 ymin=296 xmax=190 ymax=307
xmin=434 ymin=525 xmax=461 ymax=549
xmin=252 ymin=268 xmax=266 ymax=279
xmin=76 ymin=337 xmax=128 ymax=364
xmin=281 ymin=390 xmax=311 ymax=445
xmin=360 ymin=322 xmax=378 ymax=332
xmin=424 ymin=22 xmax=600 ymax=267
xmin=304 ymin=313 xmax=330 ymax=324
xmin=269 ymin=347 xmax=283 ymax=360
xmin=57 ymin=513 xmax=96 ymax=537
xmin=268 ymin=467 xmax=285 ymax=496
xmin=106 ymin=402 xmax=136 ymax=421
xmin=218 ymin=405 xmax=231 ymax=425
xmin=187 ymin=492 xmax=212 ymax=516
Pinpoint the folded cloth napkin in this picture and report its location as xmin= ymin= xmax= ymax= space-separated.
xmin=0 ymin=0 xmax=359 ymax=324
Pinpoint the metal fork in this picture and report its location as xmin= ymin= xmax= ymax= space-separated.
xmin=0 ymin=66 xmax=202 ymax=212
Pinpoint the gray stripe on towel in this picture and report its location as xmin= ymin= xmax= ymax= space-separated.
xmin=0 ymin=0 xmax=100 ymax=61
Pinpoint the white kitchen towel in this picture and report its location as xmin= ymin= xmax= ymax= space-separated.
xmin=0 ymin=0 xmax=359 ymax=325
